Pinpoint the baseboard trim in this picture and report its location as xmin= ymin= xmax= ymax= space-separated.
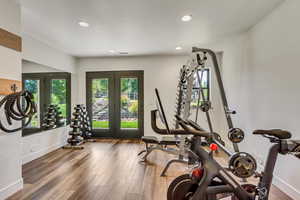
xmin=273 ymin=175 xmax=300 ymax=200
xmin=0 ymin=178 xmax=23 ymax=200
xmin=22 ymin=142 xmax=66 ymax=164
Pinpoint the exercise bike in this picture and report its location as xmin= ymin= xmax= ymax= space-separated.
xmin=167 ymin=116 xmax=300 ymax=200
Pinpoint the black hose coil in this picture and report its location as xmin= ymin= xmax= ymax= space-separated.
xmin=0 ymin=91 xmax=37 ymax=133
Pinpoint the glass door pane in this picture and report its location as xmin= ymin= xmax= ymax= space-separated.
xmin=51 ymin=79 xmax=67 ymax=124
xmin=24 ymin=79 xmax=40 ymax=128
xmin=120 ymin=78 xmax=138 ymax=129
xmin=92 ymin=79 xmax=110 ymax=129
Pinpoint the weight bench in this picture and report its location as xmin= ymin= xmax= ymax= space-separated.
xmin=138 ymin=135 xmax=189 ymax=177
xmin=138 ymin=89 xmax=195 ymax=176
xmin=138 ymin=136 xmax=179 ymax=160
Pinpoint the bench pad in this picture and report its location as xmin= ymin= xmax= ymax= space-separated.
xmin=141 ymin=136 xmax=178 ymax=145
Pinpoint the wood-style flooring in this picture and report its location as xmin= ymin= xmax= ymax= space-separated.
xmin=8 ymin=140 xmax=293 ymax=200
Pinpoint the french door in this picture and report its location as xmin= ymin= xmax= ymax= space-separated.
xmin=86 ymin=71 xmax=144 ymax=138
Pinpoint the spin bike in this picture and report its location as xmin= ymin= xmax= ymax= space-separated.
xmin=167 ymin=116 xmax=300 ymax=200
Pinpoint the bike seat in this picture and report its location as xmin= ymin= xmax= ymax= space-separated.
xmin=253 ymin=129 xmax=291 ymax=139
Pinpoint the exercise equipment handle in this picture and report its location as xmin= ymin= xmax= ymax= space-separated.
xmin=177 ymin=120 xmax=211 ymax=138
xmin=186 ymin=119 xmax=206 ymax=132
xmin=175 ymin=115 xmax=206 ymax=131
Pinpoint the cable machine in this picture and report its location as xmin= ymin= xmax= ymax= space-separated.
xmin=175 ymin=47 xmax=245 ymax=154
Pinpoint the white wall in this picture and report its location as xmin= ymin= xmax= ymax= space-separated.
xmin=0 ymin=0 xmax=23 ymax=199
xmin=0 ymin=0 xmax=20 ymax=35
xmin=22 ymin=127 xmax=69 ymax=164
xmin=77 ymin=55 xmax=189 ymax=137
xmin=22 ymin=34 xmax=76 ymax=73
xmin=209 ymin=1 xmax=300 ymax=199
xmin=22 ymin=60 xmax=62 ymax=73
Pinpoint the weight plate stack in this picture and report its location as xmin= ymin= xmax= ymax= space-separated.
xmin=228 ymin=152 xmax=257 ymax=178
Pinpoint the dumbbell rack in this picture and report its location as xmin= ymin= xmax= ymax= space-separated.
xmin=79 ymin=105 xmax=95 ymax=142
xmin=54 ymin=105 xmax=65 ymax=128
xmin=42 ymin=105 xmax=57 ymax=129
xmin=63 ymin=106 xmax=84 ymax=150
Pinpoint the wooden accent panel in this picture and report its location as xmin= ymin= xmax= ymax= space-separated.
xmin=7 ymin=140 xmax=294 ymax=200
xmin=0 ymin=28 xmax=22 ymax=52
xmin=0 ymin=78 xmax=22 ymax=95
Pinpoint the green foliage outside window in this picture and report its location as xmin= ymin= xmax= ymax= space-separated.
xmin=51 ymin=79 xmax=67 ymax=118
xmin=25 ymin=80 xmax=40 ymax=128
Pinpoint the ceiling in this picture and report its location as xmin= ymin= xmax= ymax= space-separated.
xmin=20 ymin=0 xmax=283 ymax=57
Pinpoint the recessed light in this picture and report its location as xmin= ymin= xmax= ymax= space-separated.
xmin=78 ymin=21 xmax=89 ymax=27
xmin=109 ymin=50 xmax=116 ymax=53
xmin=175 ymin=46 xmax=182 ymax=50
xmin=181 ymin=15 xmax=192 ymax=22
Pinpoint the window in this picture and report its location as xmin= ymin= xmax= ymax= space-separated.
xmin=24 ymin=79 xmax=40 ymax=128
xmin=120 ymin=77 xmax=139 ymax=129
xmin=22 ymin=72 xmax=71 ymax=136
xmin=191 ymin=69 xmax=210 ymax=109
xmin=92 ymin=78 xmax=110 ymax=129
xmin=51 ymin=79 xmax=67 ymax=119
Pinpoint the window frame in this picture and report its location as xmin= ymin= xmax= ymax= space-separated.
xmin=22 ymin=72 xmax=71 ymax=136
xmin=191 ymin=68 xmax=210 ymax=108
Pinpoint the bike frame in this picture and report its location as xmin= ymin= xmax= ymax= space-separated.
xmin=190 ymin=137 xmax=299 ymax=200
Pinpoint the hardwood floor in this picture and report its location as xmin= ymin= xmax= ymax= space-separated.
xmin=8 ymin=140 xmax=293 ymax=200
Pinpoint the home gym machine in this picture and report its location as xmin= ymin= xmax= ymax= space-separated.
xmin=138 ymin=64 xmax=208 ymax=176
xmin=139 ymin=47 xmax=244 ymax=176
xmin=147 ymin=89 xmax=210 ymax=175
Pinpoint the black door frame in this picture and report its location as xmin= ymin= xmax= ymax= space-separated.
xmin=86 ymin=70 xmax=144 ymax=139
